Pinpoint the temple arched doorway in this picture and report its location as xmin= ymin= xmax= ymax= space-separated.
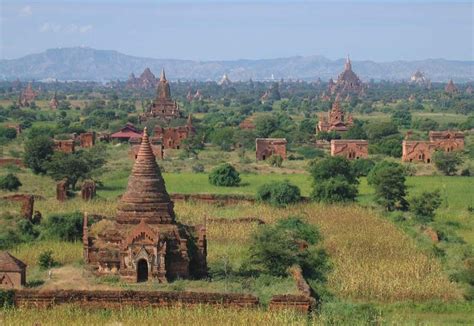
xmin=137 ymin=259 xmax=148 ymax=282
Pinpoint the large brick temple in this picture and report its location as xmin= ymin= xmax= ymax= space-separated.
xmin=141 ymin=69 xmax=181 ymax=122
xmin=83 ymin=128 xmax=207 ymax=282
xmin=328 ymin=56 xmax=365 ymax=96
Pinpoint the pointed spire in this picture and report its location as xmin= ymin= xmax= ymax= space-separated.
xmin=160 ymin=68 xmax=166 ymax=82
xmin=345 ymin=54 xmax=352 ymax=71
xmin=187 ymin=113 xmax=192 ymax=126
xmin=116 ymin=126 xmax=175 ymax=225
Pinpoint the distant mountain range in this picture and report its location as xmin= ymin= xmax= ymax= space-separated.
xmin=0 ymin=47 xmax=472 ymax=82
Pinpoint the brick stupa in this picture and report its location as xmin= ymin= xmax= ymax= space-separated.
xmin=84 ymin=128 xmax=206 ymax=282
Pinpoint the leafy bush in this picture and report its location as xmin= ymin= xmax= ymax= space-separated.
xmin=208 ymin=163 xmax=241 ymax=187
xmin=309 ymin=156 xmax=358 ymax=203
xmin=0 ymin=289 xmax=15 ymax=308
xmin=409 ymin=190 xmax=442 ymax=224
xmin=23 ymin=135 xmax=54 ymax=174
xmin=41 ymin=212 xmax=83 ymax=241
xmin=0 ymin=173 xmax=22 ymax=191
xmin=0 ymin=127 xmax=17 ymax=140
xmin=248 ymin=216 xmax=329 ymax=280
xmin=368 ymin=161 xmax=408 ymax=211
xmin=311 ymin=178 xmax=358 ymax=203
xmin=432 ymin=151 xmax=463 ymax=176
xmin=38 ymin=250 xmax=58 ymax=269
xmin=256 ymin=180 xmax=301 ymax=207
xmin=296 ymin=146 xmax=326 ymax=159
xmin=191 ymin=163 xmax=205 ymax=173
xmin=351 ymin=158 xmax=376 ymax=177
xmin=268 ymin=155 xmax=283 ymax=167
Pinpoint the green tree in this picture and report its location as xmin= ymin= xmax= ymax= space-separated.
xmin=367 ymin=161 xmax=408 ymax=211
xmin=391 ymin=109 xmax=412 ymax=128
xmin=432 ymin=151 xmax=463 ymax=176
xmin=41 ymin=212 xmax=83 ymax=242
xmin=24 ymin=136 xmax=54 ymax=174
xmin=0 ymin=173 xmax=22 ymax=191
xmin=309 ymin=156 xmax=358 ymax=203
xmin=268 ymin=154 xmax=283 ymax=167
xmin=409 ymin=190 xmax=442 ymax=224
xmin=255 ymin=115 xmax=278 ymax=138
xmin=208 ymin=163 xmax=241 ymax=187
xmin=0 ymin=127 xmax=17 ymax=140
xmin=38 ymin=250 xmax=57 ymax=269
xmin=44 ymin=147 xmax=106 ymax=190
xmin=256 ymin=180 xmax=301 ymax=207
xmin=210 ymin=127 xmax=234 ymax=151
xmin=248 ymin=216 xmax=330 ymax=280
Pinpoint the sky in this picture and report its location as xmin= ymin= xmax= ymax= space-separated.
xmin=1 ymin=1 xmax=473 ymax=61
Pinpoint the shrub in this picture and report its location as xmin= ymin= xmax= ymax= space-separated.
xmin=191 ymin=163 xmax=205 ymax=173
xmin=0 ymin=289 xmax=15 ymax=308
xmin=368 ymin=161 xmax=408 ymax=211
xmin=296 ymin=146 xmax=325 ymax=159
xmin=248 ymin=216 xmax=330 ymax=280
xmin=409 ymin=190 xmax=442 ymax=224
xmin=256 ymin=180 xmax=301 ymax=207
xmin=0 ymin=173 xmax=22 ymax=191
xmin=312 ymin=178 xmax=358 ymax=203
xmin=268 ymin=155 xmax=283 ymax=167
xmin=432 ymin=151 xmax=463 ymax=176
xmin=24 ymin=135 xmax=54 ymax=174
xmin=38 ymin=250 xmax=57 ymax=269
xmin=41 ymin=212 xmax=83 ymax=241
xmin=208 ymin=163 xmax=241 ymax=187
xmin=351 ymin=158 xmax=376 ymax=177
xmin=0 ymin=127 xmax=17 ymax=140
xmin=309 ymin=156 xmax=358 ymax=202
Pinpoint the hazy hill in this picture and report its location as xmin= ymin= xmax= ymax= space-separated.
xmin=0 ymin=47 xmax=472 ymax=82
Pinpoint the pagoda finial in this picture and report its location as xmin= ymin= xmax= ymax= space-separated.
xmin=160 ymin=68 xmax=166 ymax=82
xmin=345 ymin=54 xmax=352 ymax=71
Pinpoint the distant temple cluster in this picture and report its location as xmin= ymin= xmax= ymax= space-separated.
xmin=402 ymin=131 xmax=465 ymax=163
xmin=18 ymin=82 xmax=37 ymax=107
xmin=83 ymin=129 xmax=207 ymax=283
xmin=126 ymin=68 xmax=158 ymax=90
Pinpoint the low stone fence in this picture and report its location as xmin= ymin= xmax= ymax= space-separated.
xmin=0 ymin=158 xmax=24 ymax=167
xmin=268 ymin=266 xmax=317 ymax=313
xmin=13 ymin=290 xmax=259 ymax=309
xmin=170 ymin=193 xmax=255 ymax=205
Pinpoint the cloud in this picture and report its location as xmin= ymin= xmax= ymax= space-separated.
xmin=39 ymin=23 xmax=93 ymax=34
xmin=19 ymin=5 xmax=33 ymax=17
xmin=40 ymin=22 xmax=61 ymax=33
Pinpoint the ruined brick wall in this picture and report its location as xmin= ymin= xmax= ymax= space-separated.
xmin=81 ymin=180 xmax=96 ymax=201
xmin=1 ymin=194 xmax=34 ymax=219
xmin=80 ymin=132 xmax=96 ymax=148
xmin=330 ymin=140 xmax=368 ymax=160
xmin=13 ymin=290 xmax=259 ymax=309
xmin=256 ymin=138 xmax=287 ymax=161
xmin=170 ymin=193 xmax=255 ymax=205
xmin=0 ymin=158 xmax=24 ymax=167
xmin=56 ymin=180 xmax=68 ymax=201
xmin=268 ymin=265 xmax=316 ymax=314
xmin=54 ymin=140 xmax=75 ymax=153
